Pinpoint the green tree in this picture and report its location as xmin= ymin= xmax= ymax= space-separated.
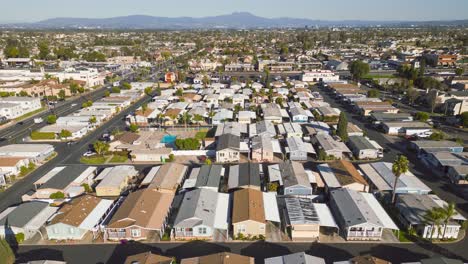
xmin=81 ymin=183 xmax=92 ymax=193
xmin=121 ymin=82 xmax=132 ymax=90
xmin=144 ymin=87 xmax=153 ymax=96
xmin=19 ymin=91 xmax=29 ymax=97
xmin=439 ymin=202 xmax=457 ymax=239
xmin=461 ymin=112 xmax=468 ymax=128
xmin=38 ymin=40 xmax=50 ymax=60
xmin=104 ymin=90 xmax=110 ymax=97
xmin=424 ymin=208 xmax=444 ymax=241
xmin=47 ymin=115 xmax=57 ymax=124
xmin=193 ymin=114 xmax=204 ymax=127
xmin=89 ymin=116 xmax=97 ymax=124
xmin=175 ymin=88 xmax=184 ymax=96
xmin=129 ymin=124 xmax=139 ymax=133
xmin=429 ymin=131 xmax=445 ymax=141
xmin=0 ymin=238 xmax=15 ymax=264
xmin=455 ymin=68 xmax=464 ymax=76
xmin=350 ymin=60 xmax=370 ymax=80
xmin=111 ymin=86 xmax=121 ymax=93
xmin=392 ymin=155 xmax=409 ymax=204
xmin=59 ymin=129 xmax=72 ymax=139
xmin=58 ymin=90 xmax=66 ymax=100
xmin=317 ymin=148 xmax=327 ymax=161
xmin=337 ymin=112 xmax=348 ymax=142
xmin=415 ymin=112 xmax=430 ymax=122
xmin=175 ymin=138 xmax=201 ymax=150
xmin=367 ymin=89 xmax=380 ymax=98
xmin=93 ymin=140 xmax=110 ymax=155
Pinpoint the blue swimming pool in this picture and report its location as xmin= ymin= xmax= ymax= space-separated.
xmin=161 ymin=134 xmax=177 ymax=144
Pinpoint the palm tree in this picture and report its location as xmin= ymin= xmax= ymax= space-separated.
xmin=179 ymin=112 xmax=192 ymax=131
xmin=193 ymin=114 xmax=204 ymax=129
xmin=208 ymin=110 xmax=215 ymax=128
xmin=439 ymin=202 xmax=457 ymax=239
xmin=156 ymin=113 xmax=165 ymax=131
xmin=423 ymin=208 xmax=444 ymax=241
xmin=391 ymin=155 xmax=409 ymax=204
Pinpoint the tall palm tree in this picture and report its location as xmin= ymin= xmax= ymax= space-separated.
xmin=156 ymin=113 xmax=164 ymax=131
xmin=391 ymin=155 xmax=409 ymax=204
xmin=423 ymin=208 xmax=444 ymax=241
xmin=439 ymin=202 xmax=457 ymax=239
xmin=179 ymin=112 xmax=192 ymax=131
xmin=208 ymin=110 xmax=215 ymax=128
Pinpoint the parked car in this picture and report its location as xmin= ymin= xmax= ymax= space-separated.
xmin=34 ymin=118 xmax=43 ymax=124
xmin=83 ymin=151 xmax=97 ymax=157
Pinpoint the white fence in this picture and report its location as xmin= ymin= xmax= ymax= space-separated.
xmin=171 ymin=150 xmax=215 ymax=157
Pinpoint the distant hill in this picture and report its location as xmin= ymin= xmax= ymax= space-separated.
xmin=2 ymin=12 xmax=468 ymax=29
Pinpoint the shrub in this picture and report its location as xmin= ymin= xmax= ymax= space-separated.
xmin=128 ymin=124 xmax=139 ymax=132
xmin=167 ymin=154 xmax=175 ymax=162
xmin=49 ymin=191 xmax=65 ymax=199
xmin=81 ymin=183 xmax=92 ymax=193
xmin=267 ymin=182 xmax=279 ymax=192
xmin=175 ymin=138 xmax=201 ymax=150
xmin=15 ymin=233 xmax=25 ymax=244
xmin=429 ymin=131 xmax=445 ymax=141
xmin=47 ymin=114 xmax=57 ymax=124
xmin=0 ymin=238 xmax=15 ymax=264
xmin=415 ymin=112 xmax=430 ymax=122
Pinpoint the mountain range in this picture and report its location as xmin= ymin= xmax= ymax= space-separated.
xmin=2 ymin=12 xmax=468 ymax=29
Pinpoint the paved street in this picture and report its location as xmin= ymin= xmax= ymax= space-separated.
xmin=15 ymin=237 xmax=468 ymax=264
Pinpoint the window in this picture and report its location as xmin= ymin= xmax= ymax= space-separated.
xmin=131 ymin=229 xmax=141 ymax=237
xmin=69 ymin=228 xmax=75 ymax=234
xmin=237 ymin=225 xmax=246 ymax=233
xmin=53 ymin=227 xmax=58 ymax=234
xmin=198 ymin=227 xmax=207 ymax=234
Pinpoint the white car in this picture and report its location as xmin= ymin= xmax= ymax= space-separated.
xmin=33 ymin=118 xmax=43 ymax=124
xmin=83 ymin=151 xmax=97 ymax=157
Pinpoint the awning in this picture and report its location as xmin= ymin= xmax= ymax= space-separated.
xmin=214 ymin=193 xmax=229 ymax=230
xmin=361 ymin=193 xmax=399 ymax=230
xmin=313 ymin=203 xmax=338 ymax=228
xmin=79 ymin=199 xmax=114 ymax=230
xmin=263 ymin=192 xmax=280 ymax=223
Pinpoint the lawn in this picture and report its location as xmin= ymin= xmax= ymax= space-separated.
xmin=363 ymin=74 xmax=397 ymax=79
xmin=394 ymin=229 xmax=416 ymax=242
xmin=80 ymin=155 xmax=108 ymax=164
xmin=109 ymin=155 xmax=128 ymax=163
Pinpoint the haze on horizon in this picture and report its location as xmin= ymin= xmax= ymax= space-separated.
xmin=1 ymin=0 xmax=467 ymax=23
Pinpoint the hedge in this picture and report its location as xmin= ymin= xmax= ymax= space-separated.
xmin=30 ymin=131 xmax=56 ymax=140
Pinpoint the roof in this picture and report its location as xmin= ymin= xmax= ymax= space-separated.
xmin=49 ymin=195 xmax=113 ymax=228
xmin=315 ymin=134 xmax=350 ymax=153
xmin=124 ymin=252 xmax=173 ymax=264
xmin=411 ymin=140 xmax=463 ymax=151
xmin=397 ymin=193 xmax=466 ymax=225
xmin=114 ymin=132 xmax=140 ymax=144
xmin=228 ymin=163 xmax=261 ymax=189
xmin=148 ymin=163 xmax=188 ymax=191
xmin=330 ymin=189 xmax=390 ymax=228
xmin=107 ymin=188 xmax=174 ymax=230
xmin=284 ymin=197 xmax=337 ymax=228
xmin=420 ymin=258 xmax=464 ymax=264
xmin=281 ymin=161 xmax=310 ymax=189
xmin=348 ymin=136 xmax=377 ymax=150
xmin=286 ymin=137 xmax=316 ymax=154
xmin=195 ymin=165 xmax=223 ymax=189
xmin=232 ymin=188 xmax=265 ymax=224
xmin=318 ymin=160 xmax=368 ymax=188
xmin=216 ymin=134 xmax=240 ymax=151
xmin=263 ymin=192 xmax=280 ymax=222
xmin=0 ymin=156 xmax=27 ymax=167
xmin=0 ymin=201 xmax=49 ymax=228
xmin=180 ymin=252 xmax=254 ymax=264
xmin=383 ymin=121 xmax=431 ymax=128
xmin=358 ymin=162 xmax=431 ymax=193
xmin=174 ymin=189 xmax=228 ymax=229
xmin=265 ymin=252 xmax=325 ymax=264
xmin=349 ymin=255 xmax=391 ymax=264
xmin=96 ymin=165 xmax=138 ymax=189
xmin=38 ymin=165 xmax=96 ymax=190
xmin=0 ymin=144 xmax=53 ymax=155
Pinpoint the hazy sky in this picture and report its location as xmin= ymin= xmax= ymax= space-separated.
xmin=1 ymin=0 xmax=467 ymax=22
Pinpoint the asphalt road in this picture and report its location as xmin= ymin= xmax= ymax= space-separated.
xmin=15 ymin=238 xmax=468 ymax=264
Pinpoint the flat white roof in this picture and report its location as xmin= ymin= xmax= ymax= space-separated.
xmin=140 ymin=166 xmax=160 ymax=186
xmin=263 ymin=192 xmax=280 ymax=222
xmin=314 ymin=203 xmax=338 ymax=228
xmin=268 ymin=164 xmax=283 ymax=185
xmin=26 ymin=206 xmax=58 ymax=230
xmin=213 ymin=193 xmax=229 ymax=230
xmin=79 ymin=199 xmax=114 ymax=230
xmin=361 ymin=193 xmax=399 ymax=230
